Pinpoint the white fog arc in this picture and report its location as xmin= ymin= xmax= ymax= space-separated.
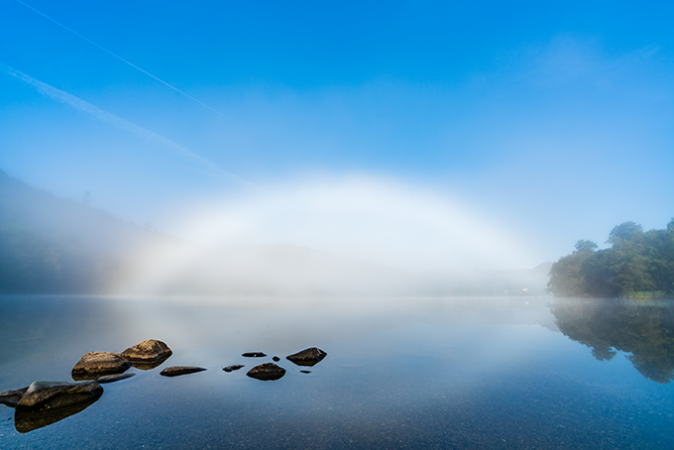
xmin=172 ymin=175 xmax=533 ymax=273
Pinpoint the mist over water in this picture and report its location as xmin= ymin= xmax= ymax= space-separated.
xmin=0 ymin=169 xmax=549 ymax=297
xmin=0 ymin=165 xmax=548 ymax=297
xmin=171 ymin=176 xmax=533 ymax=270
xmin=113 ymin=175 xmax=546 ymax=296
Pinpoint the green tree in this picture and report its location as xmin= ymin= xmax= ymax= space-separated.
xmin=548 ymin=220 xmax=674 ymax=298
xmin=547 ymin=240 xmax=598 ymax=297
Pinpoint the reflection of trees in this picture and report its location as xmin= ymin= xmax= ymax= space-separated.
xmin=551 ymin=298 xmax=674 ymax=383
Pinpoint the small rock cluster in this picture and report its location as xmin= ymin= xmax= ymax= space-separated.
xmin=222 ymin=347 xmax=327 ymax=381
xmin=0 ymin=341 xmax=327 ymax=433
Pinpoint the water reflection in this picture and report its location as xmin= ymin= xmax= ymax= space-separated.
xmin=551 ymin=298 xmax=674 ymax=383
xmin=14 ymin=398 xmax=99 ymax=433
xmin=128 ymin=354 xmax=171 ymax=371
xmin=4 ymin=296 xmax=674 ymax=449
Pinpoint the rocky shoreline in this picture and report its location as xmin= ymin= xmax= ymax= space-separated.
xmin=0 ymin=339 xmax=327 ymax=433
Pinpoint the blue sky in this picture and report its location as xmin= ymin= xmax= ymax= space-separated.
xmin=1 ymin=0 xmax=673 ymax=270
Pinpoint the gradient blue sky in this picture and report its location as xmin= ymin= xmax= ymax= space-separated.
xmin=1 ymin=1 xmax=673 ymax=270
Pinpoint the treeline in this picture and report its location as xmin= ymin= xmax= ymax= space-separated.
xmin=548 ymin=220 xmax=674 ymax=298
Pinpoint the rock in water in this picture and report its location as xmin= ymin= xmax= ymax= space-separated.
xmin=0 ymin=387 xmax=29 ymax=407
xmin=242 ymin=352 xmax=266 ymax=358
xmin=160 ymin=366 xmax=207 ymax=377
xmin=272 ymin=356 xmax=280 ymax=362
xmin=17 ymin=381 xmax=103 ymax=410
xmin=72 ymin=352 xmax=131 ymax=380
xmin=247 ymin=363 xmax=286 ymax=381
xmin=96 ymin=372 xmax=136 ymax=384
xmin=121 ymin=339 xmax=172 ymax=362
xmin=286 ymin=347 xmax=327 ymax=367
xmin=223 ymin=365 xmax=244 ymax=372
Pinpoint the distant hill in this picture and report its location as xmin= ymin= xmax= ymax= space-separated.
xmin=0 ymin=169 xmax=178 ymax=293
xmin=0 ymin=169 xmax=176 ymax=256
xmin=0 ymin=169 xmax=551 ymax=296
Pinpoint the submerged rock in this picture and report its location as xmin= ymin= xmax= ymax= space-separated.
xmin=0 ymin=387 xmax=29 ymax=408
xmin=223 ymin=365 xmax=244 ymax=373
xmin=121 ymin=340 xmax=172 ymax=366
xmin=15 ymin=398 xmax=99 ymax=433
xmin=17 ymin=381 xmax=103 ymax=410
xmin=286 ymin=347 xmax=327 ymax=367
xmin=300 ymin=370 xmax=311 ymax=374
xmin=96 ymin=372 xmax=136 ymax=384
xmin=160 ymin=366 xmax=206 ymax=377
xmin=247 ymin=363 xmax=286 ymax=381
xmin=72 ymin=352 xmax=131 ymax=380
xmin=242 ymin=352 xmax=266 ymax=358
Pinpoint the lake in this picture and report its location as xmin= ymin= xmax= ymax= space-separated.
xmin=1 ymin=295 xmax=674 ymax=449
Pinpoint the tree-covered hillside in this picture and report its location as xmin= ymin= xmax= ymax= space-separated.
xmin=548 ymin=220 xmax=674 ymax=298
xmin=0 ymin=169 xmax=177 ymax=294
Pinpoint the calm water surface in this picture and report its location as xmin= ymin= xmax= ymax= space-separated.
xmin=1 ymin=296 xmax=673 ymax=449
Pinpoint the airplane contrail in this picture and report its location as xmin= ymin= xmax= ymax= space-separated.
xmin=13 ymin=0 xmax=226 ymax=118
xmin=1 ymin=63 xmax=260 ymax=191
